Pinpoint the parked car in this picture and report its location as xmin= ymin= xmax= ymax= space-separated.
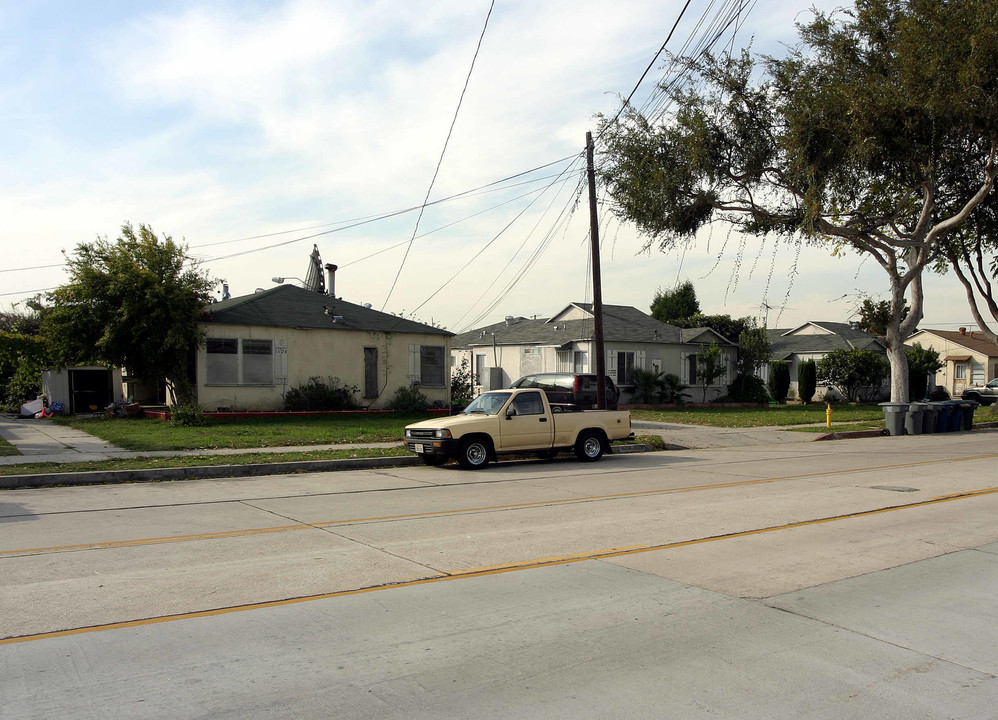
xmin=509 ymin=372 xmax=619 ymax=411
xmin=961 ymin=378 xmax=998 ymax=405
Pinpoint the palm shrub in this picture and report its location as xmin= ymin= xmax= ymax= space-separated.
xmin=630 ymin=368 xmax=665 ymax=404
xmin=798 ymin=360 xmax=817 ymax=404
xmin=660 ymin=373 xmax=690 ymax=404
xmin=768 ymin=361 xmax=790 ymax=402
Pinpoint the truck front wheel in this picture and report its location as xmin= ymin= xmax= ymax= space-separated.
xmin=574 ymin=431 xmax=604 ymax=462
xmin=458 ymin=438 xmax=491 ymax=470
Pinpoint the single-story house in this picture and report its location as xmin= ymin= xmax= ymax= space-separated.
xmin=906 ymin=327 xmax=998 ymax=397
xmin=451 ymin=302 xmax=735 ymax=403
xmin=194 ymin=284 xmax=454 ymax=411
xmin=765 ymin=322 xmax=889 ymax=401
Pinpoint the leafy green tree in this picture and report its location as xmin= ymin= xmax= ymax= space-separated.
xmin=855 ymin=299 xmax=909 ymax=337
xmin=768 ymin=361 xmax=791 ymax=403
xmin=816 ymin=349 xmax=891 ymax=402
xmin=650 ymin=281 xmax=700 ymax=324
xmin=905 ymin=343 xmax=943 ymax=401
xmin=671 ymin=313 xmax=749 ymax=343
xmin=798 ymin=360 xmax=817 ymax=404
xmin=42 ymin=223 xmax=216 ymax=405
xmin=450 ymin=358 xmax=474 ymax=406
xmin=695 ymin=341 xmax=727 ymax=403
xmin=600 ymin=0 xmax=998 ymax=402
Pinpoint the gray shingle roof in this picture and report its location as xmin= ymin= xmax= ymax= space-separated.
xmin=767 ymin=322 xmax=885 ymax=358
xmin=452 ymin=303 xmax=730 ymax=349
xmin=200 ymin=285 xmax=453 ymax=336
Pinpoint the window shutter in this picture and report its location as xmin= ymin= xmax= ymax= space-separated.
xmin=274 ymin=340 xmax=288 ymax=382
xmin=408 ymin=344 xmax=420 ymax=383
xmin=606 ymin=350 xmax=617 ymax=381
xmin=680 ymin=353 xmax=688 ymax=384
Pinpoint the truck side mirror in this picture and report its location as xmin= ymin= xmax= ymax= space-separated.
xmin=506 ymin=406 xmax=517 ymax=418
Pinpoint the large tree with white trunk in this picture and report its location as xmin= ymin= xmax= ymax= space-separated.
xmin=599 ymin=0 xmax=998 ymax=401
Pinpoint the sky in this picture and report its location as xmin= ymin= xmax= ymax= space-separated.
xmin=0 ymin=0 xmax=978 ymax=334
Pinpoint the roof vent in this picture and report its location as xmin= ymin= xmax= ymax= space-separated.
xmin=959 ymin=327 xmax=967 ymax=335
xmin=505 ymin=315 xmax=515 ymax=326
xmin=849 ymin=321 xmax=860 ymax=330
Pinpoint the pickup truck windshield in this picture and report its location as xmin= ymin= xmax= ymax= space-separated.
xmin=462 ymin=392 xmax=512 ymax=415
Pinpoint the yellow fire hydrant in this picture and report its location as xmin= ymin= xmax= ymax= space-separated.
xmin=826 ymin=402 xmax=833 ymax=429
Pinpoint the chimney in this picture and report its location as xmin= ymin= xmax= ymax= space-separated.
xmin=959 ymin=327 xmax=967 ymax=335
xmin=325 ymin=264 xmax=338 ymax=298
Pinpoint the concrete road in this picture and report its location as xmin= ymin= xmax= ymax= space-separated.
xmin=2 ymin=431 xmax=998 ymax=718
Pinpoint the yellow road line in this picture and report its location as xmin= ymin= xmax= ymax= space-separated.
xmin=4 ymin=482 xmax=998 ymax=646
xmin=4 ymin=453 xmax=997 ymax=557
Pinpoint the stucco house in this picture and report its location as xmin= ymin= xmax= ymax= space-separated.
xmin=451 ymin=302 xmax=734 ymax=403
xmin=906 ymin=327 xmax=998 ymax=398
xmin=194 ymin=285 xmax=453 ymax=411
xmin=765 ymin=322 xmax=888 ymax=401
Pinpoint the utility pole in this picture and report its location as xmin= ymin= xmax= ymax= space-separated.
xmin=586 ymin=131 xmax=607 ymax=410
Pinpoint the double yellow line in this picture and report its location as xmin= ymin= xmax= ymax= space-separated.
xmin=4 ymin=482 xmax=997 ymax=646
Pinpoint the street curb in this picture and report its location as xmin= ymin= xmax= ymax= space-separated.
xmin=0 ymin=445 xmax=660 ymax=489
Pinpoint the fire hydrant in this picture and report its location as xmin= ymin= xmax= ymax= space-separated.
xmin=826 ymin=402 xmax=833 ymax=429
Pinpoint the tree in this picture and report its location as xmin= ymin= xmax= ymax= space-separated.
xmin=905 ymin=343 xmax=943 ymax=401
xmin=450 ymin=357 xmax=474 ymax=407
xmin=768 ymin=361 xmax=791 ymax=403
xmin=798 ymin=360 xmax=817 ymax=404
xmin=694 ymin=341 xmax=727 ymax=403
xmin=855 ymin=298 xmax=909 ymax=337
xmin=42 ymin=223 xmax=215 ymax=405
xmin=816 ymin=349 xmax=891 ymax=402
xmin=600 ymin=0 xmax=998 ymax=402
xmin=650 ymin=281 xmax=700 ymax=324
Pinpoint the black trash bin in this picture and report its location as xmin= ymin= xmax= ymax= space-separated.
xmin=959 ymin=401 xmax=978 ymax=431
xmin=919 ymin=402 xmax=938 ymax=434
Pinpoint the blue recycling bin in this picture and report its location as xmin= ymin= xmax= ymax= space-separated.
xmin=943 ymin=401 xmax=964 ymax=432
xmin=930 ymin=402 xmax=954 ymax=432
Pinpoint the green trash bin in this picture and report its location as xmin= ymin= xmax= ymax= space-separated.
xmin=879 ymin=402 xmax=909 ymax=436
xmin=959 ymin=401 xmax=978 ymax=431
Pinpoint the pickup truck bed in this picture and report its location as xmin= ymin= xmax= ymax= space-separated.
xmin=404 ymin=388 xmax=632 ymax=469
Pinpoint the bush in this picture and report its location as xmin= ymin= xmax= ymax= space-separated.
xmin=768 ymin=361 xmax=790 ymax=402
xmin=284 ymin=376 xmax=359 ymax=411
xmin=389 ymin=383 xmax=429 ymax=413
xmin=906 ymin=343 xmax=943 ymax=401
xmin=450 ymin=358 xmax=474 ymax=406
xmin=170 ymin=404 xmax=208 ymax=426
xmin=798 ymin=360 xmax=817 ymax=404
xmin=720 ymin=373 xmax=770 ymax=403
xmin=630 ymin=368 xmax=665 ymax=404
xmin=929 ymin=386 xmax=950 ymax=401
xmin=816 ymin=349 xmax=889 ymax=402
xmin=660 ymin=373 xmax=690 ymax=404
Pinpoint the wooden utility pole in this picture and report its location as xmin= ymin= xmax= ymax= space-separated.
xmin=586 ymin=131 xmax=607 ymax=410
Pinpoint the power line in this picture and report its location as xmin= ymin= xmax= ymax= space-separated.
xmin=381 ymin=0 xmax=496 ymax=312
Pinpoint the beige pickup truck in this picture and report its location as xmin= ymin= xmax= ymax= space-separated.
xmin=403 ymin=388 xmax=632 ymax=469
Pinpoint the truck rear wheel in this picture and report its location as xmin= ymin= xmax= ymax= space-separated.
xmin=458 ymin=438 xmax=491 ymax=470
xmin=574 ymin=431 xmax=604 ymax=462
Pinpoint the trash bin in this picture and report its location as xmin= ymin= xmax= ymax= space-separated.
xmin=959 ymin=401 xmax=978 ymax=431
xmin=942 ymin=401 xmax=964 ymax=432
xmin=879 ymin=402 xmax=909 ymax=436
xmin=904 ymin=403 xmax=924 ymax=435
xmin=919 ymin=402 xmax=938 ymax=434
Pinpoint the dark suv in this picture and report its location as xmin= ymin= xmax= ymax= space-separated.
xmin=509 ymin=373 xmax=619 ymax=411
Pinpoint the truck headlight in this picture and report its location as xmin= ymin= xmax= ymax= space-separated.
xmin=435 ymin=429 xmax=452 ymax=439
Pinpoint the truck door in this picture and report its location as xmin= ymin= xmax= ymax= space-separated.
xmin=499 ymin=391 xmax=554 ymax=451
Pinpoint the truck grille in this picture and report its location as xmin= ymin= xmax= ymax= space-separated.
xmin=407 ymin=429 xmax=437 ymax=439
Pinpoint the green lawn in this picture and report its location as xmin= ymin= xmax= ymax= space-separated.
xmin=629 ymin=404 xmax=886 ymax=428
xmin=53 ymin=413 xmax=424 ymax=451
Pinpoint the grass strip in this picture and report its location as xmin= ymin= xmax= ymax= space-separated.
xmin=0 ymin=437 xmax=19 ymax=456
xmin=0 ymin=446 xmax=411 ymax=477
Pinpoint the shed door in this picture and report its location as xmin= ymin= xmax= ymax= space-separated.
xmin=69 ymin=369 xmax=112 ymax=415
xmin=364 ymin=347 xmax=379 ymax=399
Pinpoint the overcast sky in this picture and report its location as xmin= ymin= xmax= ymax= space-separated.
xmin=0 ymin=0 xmax=974 ymax=333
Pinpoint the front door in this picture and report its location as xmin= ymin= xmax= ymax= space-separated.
xmin=499 ymin=391 xmax=552 ymax=451
xmin=364 ymin=347 xmax=378 ymax=399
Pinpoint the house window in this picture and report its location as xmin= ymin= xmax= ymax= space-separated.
xmin=557 ymin=350 xmax=572 ymax=372
xmin=206 ymin=338 xmax=273 ymax=386
xmin=409 ymin=344 xmax=446 ymax=386
xmin=617 ymin=352 xmax=635 ymax=385
xmin=573 ymin=351 xmax=588 ymax=373
xmin=955 ymin=364 xmax=967 ymax=381
xmin=688 ymin=354 xmax=698 ymax=385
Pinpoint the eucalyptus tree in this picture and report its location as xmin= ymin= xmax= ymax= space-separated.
xmin=599 ymin=0 xmax=998 ymax=401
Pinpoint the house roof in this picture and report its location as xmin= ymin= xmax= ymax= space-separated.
xmin=199 ymin=285 xmax=453 ymax=336
xmin=451 ymin=303 xmax=731 ymax=349
xmin=767 ymin=322 xmax=886 ymax=358
xmin=911 ymin=329 xmax=998 ymax=358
